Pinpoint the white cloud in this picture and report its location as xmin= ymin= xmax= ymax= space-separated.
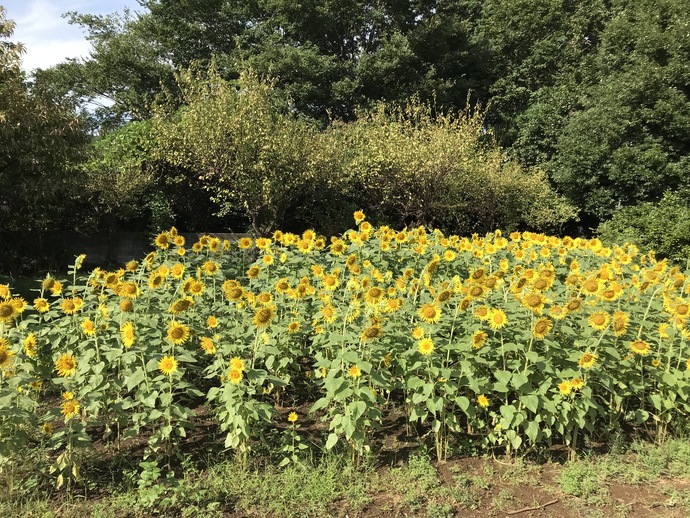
xmin=3 ymin=0 xmax=142 ymax=73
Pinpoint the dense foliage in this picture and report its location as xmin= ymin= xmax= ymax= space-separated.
xmin=2 ymin=0 xmax=690 ymax=263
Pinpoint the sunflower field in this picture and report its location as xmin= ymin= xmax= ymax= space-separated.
xmin=1 ymin=212 xmax=690 ymax=488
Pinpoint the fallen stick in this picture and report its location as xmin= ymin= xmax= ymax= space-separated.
xmin=505 ymin=499 xmax=559 ymax=515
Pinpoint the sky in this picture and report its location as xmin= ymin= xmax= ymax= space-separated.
xmin=3 ymin=0 xmax=143 ymax=72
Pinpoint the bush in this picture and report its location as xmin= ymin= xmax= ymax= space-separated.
xmin=597 ymin=191 xmax=690 ymax=264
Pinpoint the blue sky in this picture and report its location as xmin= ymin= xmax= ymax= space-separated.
xmin=3 ymin=0 xmax=143 ymax=72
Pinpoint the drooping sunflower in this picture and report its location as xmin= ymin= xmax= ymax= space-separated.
xmin=418 ymin=337 xmax=435 ymax=355
xmin=578 ymin=352 xmax=598 ymax=369
xmin=418 ymin=303 xmax=442 ymax=324
xmin=200 ymin=337 xmax=216 ymax=355
xmin=24 ymin=333 xmax=37 ymax=358
xmin=532 ymin=317 xmax=552 ymax=339
xmin=159 ymin=355 xmax=178 ymax=376
xmin=256 ymin=292 xmax=273 ymax=306
xmin=361 ymin=325 xmax=383 ymax=341
xmin=611 ymin=311 xmax=629 ymax=337
xmin=120 ymin=299 xmax=134 ymax=312
xmin=169 ymin=297 xmax=194 ymax=315
xmin=253 ymin=307 xmax=275 ymax=329
xmin=566 ymin=298 xmax=583 ymax=313
xmin=630 ymin=340 xmax=651 ymax=356
xmin=472 ymin=330 xmax=488 ymax=349
xmin=167 ymin=321 xmax=190 ymax=345
xmin=55 ymin=353 xmax=77 ymax=377
xmin=118 ymin=281 xmax=141 ymax=299
xmin=121 ymin=322 xmax=135 ymax=349
xmin=247 ymin=266 xmax=261 ymax=280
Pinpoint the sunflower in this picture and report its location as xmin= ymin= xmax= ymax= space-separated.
xmin=247 ymin=266 xmax=261 ymax=280
xmin=288 ymin=412 xmax=298 ymax=423
xmin=532 ymin=318 xmax=552 ymax=339
xmin=348 ymin=364 xmax=362 ymax=378
xmin=0 ymin=301 xmax=16 ymax=323
xmin=159 ymin=355 xmax=178 ymax=376
xmin=0 ymin=340 xmax=14 ymax=368
xmin=24 ymin=333 xmax=37 ymax=358
xmin=418 ymin=303 xmax=441 ymax=324
xmin=50 ymin=281 xmax=63 ymax=297
xmin=409 ymin=326 xmax=424 ymax=340
xmin=170 ymin=263 xmax=185 ymax=279
xmin=322 ymin=274 xmax=339 ymax=290
xmin=188 ymin=280 xmax=205 ymax=297
xmin=522 ymin=293 xmax=545 ymax=314
xmin=558 ymin=380 xmax=572 ymax=396
xmin=256 ymin=292 xmax=273 ymax=306
xmin=630 ymin=340 xmax=651 ymax=356
xmin=154 ymin=232 xmax=170 ymax=250
xmin=588 ymin=312 xmax=610 ymax=331
xmin=330 ymin=240 xmax=347 ymax=256
xmin=548 ymin=305 xmax=567 ymax=320
xmin=473 ymin=305 xmax=490 ymax=321
xmin=611 ymin=311 xmax=629 ymax=337
xmin=566 ymin=298 xmax=583 ymax=312
xmin=418 ymin=337 xmax=435 ymax=355
xmin=118 ymin=281 xmax=140 ymax=299
xmin=81 ymin=319 xmax=96 ymax=337
xmin=472 ymin=330 xmax=488 ymax=349
xmin=229 ymin=357 xmax=245 ymax=372
xmin=469 ymin=285 xmax=485 ymax=299
xmin=488 ymin=309 xmax=508 ymax=330
xmin=61 ymin=400 xmax=80 ymax=420
xmin=364 ymin=287 xmax=385 ymax=305
xmin=226 ymin=287 xmax=244 ymax=302
xmin=570 ymin=378 xmax=584 ymax=391
xmin=275 ymin=278 xmax=291 ymax=294
xmin=288 ymin=321 xmax=301 ymax=334
xmin=262 ymin=254 xmax=274 ymax=265
xmin=202 ymin=260 xmax=220 ymax=275
xmin=207 ymin=315 xmax=219 ymax=328
xmin=354 ymin=210 xmax=366 ymax=224
xmin=253 ymin=306 xmax=275 ymax=329
xmin=167 ymin=321 xmax=190 ymax=345
xmin=227 ymin=368 xmax=243 ymax=385
xmin=200 ymin=337 xmax=216 ymax=355
xmin=169 ymin=297 xmax=194 ymax=314
xmin=578 ymin=352 xmax=598 ymax=369
xmin=55 ymin=353 xmax=77 ymax=377
xmin=121 ymin=322 xmax=135 ymax=349
xmin=476 ymin=394 xmax=489 ymax=408
xmin=33 ymin=298 xmax=50 ymax=313
xmin=316 ymin=304 xmax=337 ymax=325
xmin=361 ymin=325 xmax=383 ymax=340
xmin=148 ymin=273 xmax=165 ymax=290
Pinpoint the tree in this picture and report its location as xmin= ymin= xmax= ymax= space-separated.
xmin=152 ymin=67 xmax=321 ymax=235
xmin=0 ymin=7 xmax=88 ymax=231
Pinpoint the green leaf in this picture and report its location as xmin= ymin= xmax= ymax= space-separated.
xmin=325 ymin=433 xmax=338 ymax=450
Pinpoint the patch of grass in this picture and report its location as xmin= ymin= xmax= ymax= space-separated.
xmin=557 ymin=460 xmax=610 ymax=506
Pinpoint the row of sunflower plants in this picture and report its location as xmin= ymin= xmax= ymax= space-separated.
xmin=1 ymin=212 xmax=689 ymax=488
